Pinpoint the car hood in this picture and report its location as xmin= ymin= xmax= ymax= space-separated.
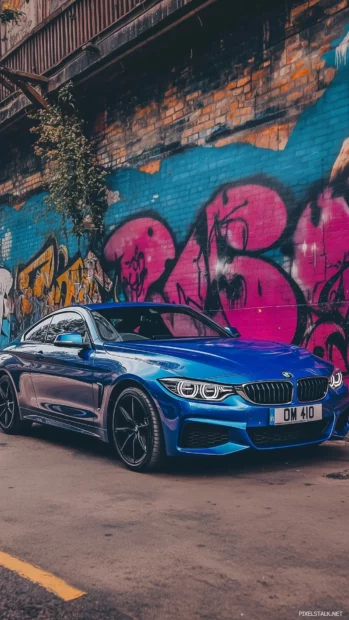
xmin=104 ymin=338 xmax=332 ymax=382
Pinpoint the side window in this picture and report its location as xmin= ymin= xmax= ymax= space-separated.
xmin=93 ymin=312 xmax=122 ymax=342
xmin=24 ymin=317 xmax=53 ymax=343
xmin=46 ymin=312 xmax=89 ymax=345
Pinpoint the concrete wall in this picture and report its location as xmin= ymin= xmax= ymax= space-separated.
xmin=1 ymin=0 xmax=349 ymax=375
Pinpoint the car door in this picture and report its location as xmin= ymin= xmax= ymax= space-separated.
xmin=30 ymin=310 xmax=97 ymax=429
xmin=6 ymin=315 xmax=53 ymax=415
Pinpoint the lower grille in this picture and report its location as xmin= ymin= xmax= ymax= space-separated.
xmin=242 ymin=381 xmax=293 ymax=405
xmin=297 ymin=377 xmax=328 ymax=402
xmin=180 ymin=423 xmax=229 ymax=449
xmin=248 ymin=419 xmax=332 ymax=448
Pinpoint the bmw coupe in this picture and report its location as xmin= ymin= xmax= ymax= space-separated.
xmin=0 ymin=303 xmax=348 ymax=471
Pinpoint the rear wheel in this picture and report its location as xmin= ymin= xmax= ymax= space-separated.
xmin=0 ymin=375 xmax=32 ymax=435
xmin=110 ymin=387 xmax=165 ymax=472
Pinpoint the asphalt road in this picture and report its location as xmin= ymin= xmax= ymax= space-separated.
xmin=0 ymin=426 xmax=348 ymax=620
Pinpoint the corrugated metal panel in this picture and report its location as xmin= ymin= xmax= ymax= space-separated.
xmin=0 ymin=0 xmax=144 ymax=104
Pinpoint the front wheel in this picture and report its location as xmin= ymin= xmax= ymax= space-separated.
xmin=0 ymin=374 xmax=32 ymax=435
xmin=110 ymin=387 xmax=165 ymax=472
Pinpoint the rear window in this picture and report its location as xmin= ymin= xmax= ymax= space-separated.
xmin=23 ymin=317 xmax=52 ymax=343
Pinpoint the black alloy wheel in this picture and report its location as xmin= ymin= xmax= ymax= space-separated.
xmin=0 ymin=374 xmax=31 ymax=435
xmin=111 ymin=387 xmax=165 ymax=472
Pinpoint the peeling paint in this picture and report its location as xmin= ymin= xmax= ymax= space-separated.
xmin=335 ymin=31 xmax=349 ymax=67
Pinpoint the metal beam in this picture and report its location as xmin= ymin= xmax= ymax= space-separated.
xmin=0 ymin=64 xmax=49 ymax=110
xmin=0 ymin=75 xmax=15 ymax=93
xmin=0 ymin=65 xmax=49 ymax=86
xmin=16 ymin=82 xmax=49 ymax=110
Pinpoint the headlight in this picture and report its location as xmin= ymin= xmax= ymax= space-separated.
xmin=329 ymin=371 xmax=343 ymax=390
xmin=159 ymin=378 xmax=236 ymax=402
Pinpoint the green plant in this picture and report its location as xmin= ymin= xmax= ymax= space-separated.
xmin=0 ymin=6 xmax=24 ymax=24
xmin=30 ymin=83 xmax=107 ymax=238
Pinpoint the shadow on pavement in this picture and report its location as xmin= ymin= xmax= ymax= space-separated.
xmin=28 ymin=423 xmax=348 ymax=478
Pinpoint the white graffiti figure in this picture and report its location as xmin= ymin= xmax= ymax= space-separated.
xmin=0 ymin=268 xmax=13 ymax=337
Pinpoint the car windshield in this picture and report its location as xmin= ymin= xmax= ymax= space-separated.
xmin=92 ymin=306 xmax=231 ymax=342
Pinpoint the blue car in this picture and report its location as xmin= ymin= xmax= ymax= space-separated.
xmin=0 ymin=302 xmax=348 ymax=472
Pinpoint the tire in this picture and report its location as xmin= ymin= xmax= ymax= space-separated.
xmin=110 ymin=386 xmax=165 ymax=472
xmin=0 ymin=374 xmax=32 ymax=435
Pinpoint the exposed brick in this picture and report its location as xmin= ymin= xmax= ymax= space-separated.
xmin=213 ymin=91 xmax=226 ymax=102
xmin=237 ymin=76 xmax=250 ymax=87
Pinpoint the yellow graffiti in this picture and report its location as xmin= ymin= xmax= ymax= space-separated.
xmin=55 ymin=256 xmax=85 ymax=307
xmin=14 ymin=239 xmax=113 ymax=331
xmin=0 ymin=0 xmax=22 ymax=11
xmin=17 ymin=245 xmax=55 ymax=300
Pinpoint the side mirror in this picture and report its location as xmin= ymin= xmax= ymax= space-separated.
xmin=224 ymin=326 xmax=240 ymax=338
xmin=54 ymin=332 xmax=86 ymax=348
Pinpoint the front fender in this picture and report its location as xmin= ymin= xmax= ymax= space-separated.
xmin=99 ymin=372 xmax=167 ymax=443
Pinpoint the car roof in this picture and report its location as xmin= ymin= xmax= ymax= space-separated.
xmin=83 ymin=302 xmax=188 ymax=311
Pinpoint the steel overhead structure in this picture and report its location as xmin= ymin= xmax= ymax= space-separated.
xmin=0 ymin=65 xmax=49 ymax=109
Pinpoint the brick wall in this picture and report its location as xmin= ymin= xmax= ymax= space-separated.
xmin=1 ymin=0 xmax=349 ymax=375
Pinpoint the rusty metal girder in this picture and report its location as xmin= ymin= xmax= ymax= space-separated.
xmin=0 ymin=65 xmax=49 ymax=109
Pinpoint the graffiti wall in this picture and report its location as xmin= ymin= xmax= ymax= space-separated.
xmin=2 ymin=4 xmax=349 ymax=376
xmin=0 ymin=237 xmax=113 ymax=345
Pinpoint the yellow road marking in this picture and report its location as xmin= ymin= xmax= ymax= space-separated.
xmin=0 ymin=551 xmax=86 ymax=601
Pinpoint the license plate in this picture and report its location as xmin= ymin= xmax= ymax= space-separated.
xmin=270 ymin=404 xmax=322 ymax=426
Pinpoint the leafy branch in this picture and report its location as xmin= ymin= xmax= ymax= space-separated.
xmin=0 ymin=4 xmax=24 ymax=23
xmin=30 ymin=83 xmax=107 ymax=239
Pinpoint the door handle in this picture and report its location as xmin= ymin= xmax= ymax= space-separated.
xmin=35 ymin=351 xmax=44 ymax=358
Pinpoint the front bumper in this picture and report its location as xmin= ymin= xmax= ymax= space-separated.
xmin=331 ymin=404 xmax=349 ymax=439
xmin=151 ymin=381 xmax=349 ymax=457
